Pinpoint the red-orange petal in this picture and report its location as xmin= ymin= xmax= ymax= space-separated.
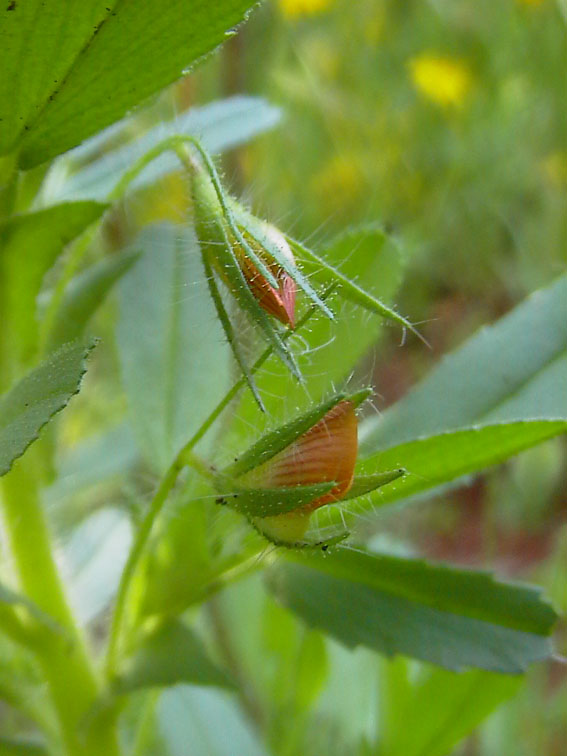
xmin=244 ymin=400 xmax=358 ymax=511
xmin=239 ymin=253 xmax=296 ymax=328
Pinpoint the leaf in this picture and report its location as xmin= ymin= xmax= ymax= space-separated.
xmin=267 ymin=547 xmax=558 ymax=673
xmin=360 ymin=274 xmax=567 ymax=454
xmin=116 ymin=224 xmax=230 ymax=471
xmin=0 ymin=645 xmax=54 ymax=735
xmin=113 ymin=620 xmax=233 ymax=694
xmin=0 ymin=202 xmax=107 ymax=364
xmin=47 ymin=96 xmax=282 ymax=203
xmin=159 ymin=685 xmax=270 ymax=756
xmin=47 ymin=249 xmax=140 ymax=349
xmin=45 ymin=424 xmax=137 ymax=504
xmin=0 ymin=340 xmax=96 ymax=476
xmin=382 ymin=667 xmax=522 ymax=756
xmin=65 ymin=508 xmax=132 ymax=625
xmin=1 ymin=1 xmax=260 ymax=167
xmin=352 ymin=421 xmax=567 ymax=510
xmin=295 ymin=630 xmax=328 ymax=710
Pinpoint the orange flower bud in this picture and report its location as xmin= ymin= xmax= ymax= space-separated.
xmin=191 ymin=160 xmax=297 ymax=329
xmin=241 ymin=400 xmax=358 ymax=543
xmin=233 ymin=224 xmax=296 ymax=328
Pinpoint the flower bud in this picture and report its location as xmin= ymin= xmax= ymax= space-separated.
xmin=241 ymin=400 xmax=358 ymax=543
xmin=191 ymin=161 xmax=296 ymax=328
xmin=231 ymin=224 xmax=296 ymax=328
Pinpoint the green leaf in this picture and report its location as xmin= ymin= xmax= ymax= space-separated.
xmin=48 ymin=96 xmax=282 ymax=203
xmin=0 ymin=646 xmax=54 ymax=737
xmin=113 ymin=620 xmax=233 ymax=694
xmin=353 ymin=421 xmax=567 ymax=510
xmin=267 ymin=547 xmax=558 ymax=673
xmin=360 ymin=275 xmax=567 ymax=455
xmin=45 ymin=424 xmax=137 ymax=504
xmin=47 ymin=249 xmax=140 ymax=349
xmin=159 ymin=685 xmax=270 ymax=756
xmin=382 ymin=667 xmax=522 ymax=756
xmin=0 ymin=202 xmax=107 ymax=365
xmin=1 ymin=1 xmax=260 ymax=167
xmin=116 ymin=224 xmax=230 ymax=471
xmin=0 ymin=339 xmax=96 ymax=476
xmin=64 ymin=508 xmax=132 ymax=624
xmin=295 ymin=630 xmax=328 ymax=710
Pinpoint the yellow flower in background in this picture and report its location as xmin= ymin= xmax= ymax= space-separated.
xmin=517 ymin=0 xmax=546 ymax=6
xmin=409 ymin=53 xmax=472 ymax=108
xmin=279 ymin=0 xmax=333 ymax=19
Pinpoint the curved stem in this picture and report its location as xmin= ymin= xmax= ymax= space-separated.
xmin=110 ymin=133 xmax=279 ymax=289
xmin=105 ymin=286 xmax=336 ymax=680
xmin=104 ymin=461 xmax=181 ymax=677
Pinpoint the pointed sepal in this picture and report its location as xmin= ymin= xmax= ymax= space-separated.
xmin=286 ymin=236 xmax=426 ymax=344
xmin=340 ymin=469 xmax=407 ymax=501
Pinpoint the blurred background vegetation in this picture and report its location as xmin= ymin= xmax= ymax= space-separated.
xmin=5 ymin=0 xmax=564 ymax=753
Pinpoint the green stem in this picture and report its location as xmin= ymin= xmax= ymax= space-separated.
xmin=109 ymin=134 xmax=278 ymax=289
xmin=105 ymin=460 xmax=182 ymax=678
xmin=105 ymin=286 xmax=336 ymax=680
xmin=1 ymin=460 xmax=121 ymax=756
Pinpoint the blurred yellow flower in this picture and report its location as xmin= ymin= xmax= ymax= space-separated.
xmin=516 ymin=0 xmax=546 ymax=6
xmin=409 ymin=54 xmax=472 ymax=108
xmin=279 ymin=0 xmax=333 ymax=19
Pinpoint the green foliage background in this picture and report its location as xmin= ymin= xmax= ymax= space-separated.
xmin=0 ymin=1 xmax=565 ymax=755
